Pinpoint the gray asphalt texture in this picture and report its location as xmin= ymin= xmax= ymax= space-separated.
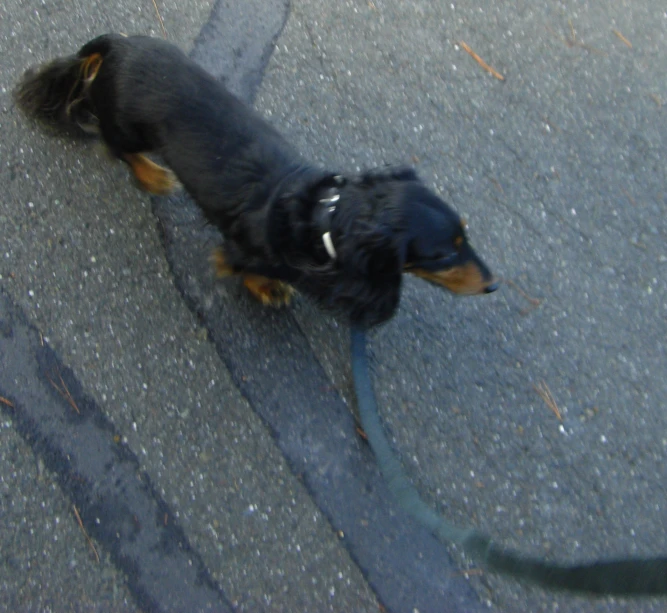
xmin=1 ymin=1 xmax=666 ymax=613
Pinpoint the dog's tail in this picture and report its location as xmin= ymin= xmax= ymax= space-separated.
xmin=14 ymin=51 xmax=103 ymax=133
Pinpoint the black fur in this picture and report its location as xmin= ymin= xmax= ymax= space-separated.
xmin=15 ymin=34 xmax=496 ymax=328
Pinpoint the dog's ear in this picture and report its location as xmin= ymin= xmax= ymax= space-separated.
xmin=355 ymin=226 xmax=405 ymax=327
xmin=350 ymin=225 xmax=405 ymax=280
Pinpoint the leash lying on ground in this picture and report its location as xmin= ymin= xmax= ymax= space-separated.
xmin=350 ymin=325 xmax=667 ymax=595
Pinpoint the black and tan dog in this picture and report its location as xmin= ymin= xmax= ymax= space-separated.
xmin=15 ymin=34 xmax=497 ymax=327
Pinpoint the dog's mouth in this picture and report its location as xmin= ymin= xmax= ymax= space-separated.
xmin=408 ymin=259 xmax=498 ymax=295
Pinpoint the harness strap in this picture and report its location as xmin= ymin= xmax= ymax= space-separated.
xmin=350 ymin=325 xmax=667 ymax=595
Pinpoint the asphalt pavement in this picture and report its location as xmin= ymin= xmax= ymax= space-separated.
xmin=1 ymin=1 xmax=666 ymax=612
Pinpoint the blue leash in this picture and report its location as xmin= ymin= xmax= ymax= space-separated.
xmin=350 ymin=325 xmax=667 ymax=595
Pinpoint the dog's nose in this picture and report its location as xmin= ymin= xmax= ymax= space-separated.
xmin=484 ymin=280 xmax=499 ymax=294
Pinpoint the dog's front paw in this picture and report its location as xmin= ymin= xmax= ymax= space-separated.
xmin=243 ymin=275 xmax=295 ymax=307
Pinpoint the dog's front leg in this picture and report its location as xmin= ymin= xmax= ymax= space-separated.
xmin=211 ymin=248 xmax=294 ymax=306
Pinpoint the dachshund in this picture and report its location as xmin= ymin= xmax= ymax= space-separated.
xmin=15 ymin=34 xmax=497 ymax=328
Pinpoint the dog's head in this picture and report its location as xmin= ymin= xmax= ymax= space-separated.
xmin=279 ymin=167 xmax=496 ymax=327
xmin=395 ymin=174 xmax=498 ymax=296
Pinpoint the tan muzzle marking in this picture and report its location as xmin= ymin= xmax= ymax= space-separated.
xmin=410 ymin=261 xmax=491 ymax=295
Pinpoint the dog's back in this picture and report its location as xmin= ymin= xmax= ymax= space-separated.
xmin=16 ymin=34 xmax=301 ymax=216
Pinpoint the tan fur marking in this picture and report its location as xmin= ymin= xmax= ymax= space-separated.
xmin=243 ymin=275 xmax=295 ymax=307
xmin=65 ymin=53 xmax=104 ymax=118
xmin=123 ymin=153 xmax=179 ymax=195
xmin=81 ymin=53 xmax=103 ymax=83
xmin=410 ymin=261 xmax=491 ymax=295
xmin=211 ymin=250 xmax=294 ymax=306
xmin=211 ymin=248 xmax=235 ymax=277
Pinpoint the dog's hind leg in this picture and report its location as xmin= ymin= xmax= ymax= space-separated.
xmin=122 ymin=153 xmax=179 ymax=195
xmin=211 ymin=248 xmax=294 ymax=306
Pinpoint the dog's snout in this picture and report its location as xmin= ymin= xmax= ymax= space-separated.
xmin=484 ymin=280 xmax=499 ymax=294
